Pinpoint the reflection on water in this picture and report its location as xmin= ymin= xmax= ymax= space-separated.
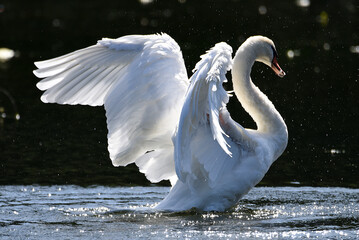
xmin=1 ymin=186 xmax=358 ymax=239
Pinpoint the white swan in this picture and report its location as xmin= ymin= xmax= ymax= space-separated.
xmin=33 ymin=34 xmax=288 ymax=211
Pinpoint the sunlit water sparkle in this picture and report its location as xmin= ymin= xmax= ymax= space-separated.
xmin=1 ymin=186 xmax=358 ymax=239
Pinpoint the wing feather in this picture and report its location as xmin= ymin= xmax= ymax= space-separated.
xmin=34 ymin=33 xmax=189 ymax=183
xmin=174 ymin=42 xmax=233 ymax=183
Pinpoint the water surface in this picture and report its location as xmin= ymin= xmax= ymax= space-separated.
xmin=1 ymin=186 xmax=358 ymax=239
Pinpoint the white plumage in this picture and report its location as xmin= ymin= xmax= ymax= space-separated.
xmin=34 ymin=33 xmax=288 ymax=211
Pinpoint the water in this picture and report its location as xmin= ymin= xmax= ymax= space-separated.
xmin=1 ymin=186 xmax=358 ymax=239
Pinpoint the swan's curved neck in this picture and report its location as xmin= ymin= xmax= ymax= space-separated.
xmin=232 ymin=46 xmax=287 ymax=139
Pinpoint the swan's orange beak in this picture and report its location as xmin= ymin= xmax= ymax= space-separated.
xmin=271 ymin=56 xmax=286 ymax=78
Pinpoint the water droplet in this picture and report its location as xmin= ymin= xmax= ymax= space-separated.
xmin=287 ymin=49 xmax=300 ymax=59
xmin=138 ymin=0 xmax=153 ymax=5
xmin=296 ymin=0 xmax=310 ymax=7
xmin=323 ymin=43 xmax=330 ymax=51
xmin=163 ymin=9 xmax=172 ymax=18
xmin=140 ymin=18 xmax=149 ymax=26
xmin=287 ymin=50 xmax=294 ymax=59
xmin=317 ymin=11 xmax=329 ymax=26
xmin=350 ymin=45 xmax=359 ymax=54
xmin=52 ymin=19 xmax=61 ymax=27
xmin=258 ymin=5 xmax=267 ymax=15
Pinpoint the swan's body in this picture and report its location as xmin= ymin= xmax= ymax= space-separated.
xmin=34 ymin=34 xmax=288 ymax=211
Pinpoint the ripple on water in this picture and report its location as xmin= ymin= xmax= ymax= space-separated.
xmin=0 ymin=185 xmax=358 ymax=239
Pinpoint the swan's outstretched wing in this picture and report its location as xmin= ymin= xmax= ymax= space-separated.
xmin=34 ymin=33 xmax=188 ymax=184
xmin=174 ymin=42 xmax=233 ymax=183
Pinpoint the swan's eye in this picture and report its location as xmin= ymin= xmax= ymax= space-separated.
xmin=270 ymin=46 xmax=278 ymax=61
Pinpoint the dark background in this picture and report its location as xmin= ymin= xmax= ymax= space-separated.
xmin=0 ymin=0 xmax=358 ymax=187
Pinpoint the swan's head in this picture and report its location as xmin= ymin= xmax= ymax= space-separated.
xmin=245 ymin=36 xmax=286 ymax=78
